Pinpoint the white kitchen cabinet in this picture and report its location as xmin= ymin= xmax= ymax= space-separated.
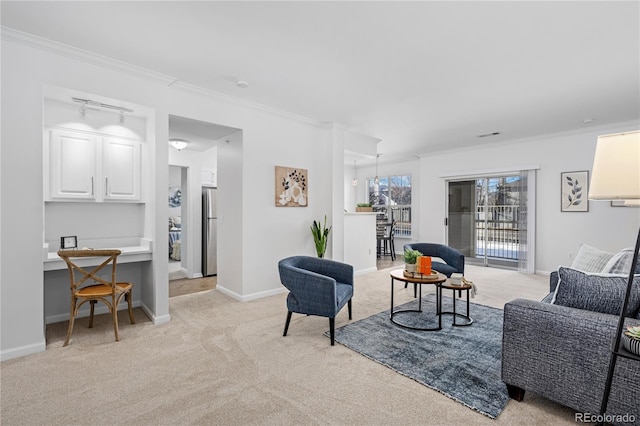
xmin=48 ymin=129 xmax=98 ymax=200
xmin=102 ymin=137 xmax=141 ymax=201
xmin=47 ymin=129 xmax=142 ymax=202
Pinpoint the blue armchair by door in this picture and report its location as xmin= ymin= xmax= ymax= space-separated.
xmin=278 ymin=256 xmax=354 ymax=345
xmin=403 ymin=243 xmax=465 ymax=297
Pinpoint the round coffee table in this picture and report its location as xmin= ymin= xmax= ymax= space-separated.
xmin=389 ymin=269 xmax=446 ymax=331
xmin=439 ymin=281 xmax=474 ymax=326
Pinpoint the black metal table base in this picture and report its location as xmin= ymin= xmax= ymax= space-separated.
xmin=390 ymin=276 xmax=442 ymax=331
xmin=439 ymin=286 xmax=473 ymax=327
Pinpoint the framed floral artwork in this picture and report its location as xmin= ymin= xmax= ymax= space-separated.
xmin=275 ymin=166 xmax=307 ymax=207
xmin=561 ymin=171 xmax=589 ymax=212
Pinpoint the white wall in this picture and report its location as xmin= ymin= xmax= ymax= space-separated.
xmin=1 ymin=35 xmax=170 ymax=360
xmin=168 ymin=86 xmax=344 ymax=300
xmin=1 ymin=33 xmax=348 ymax=359
xmin=417 ymin=122 xmax=640 ymax=274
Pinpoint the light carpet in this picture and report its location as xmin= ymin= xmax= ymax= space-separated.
xmin=328 ymin=294 xmax=507 ymax=419
xmin=0 ymin=265 xmax=578 ymax=425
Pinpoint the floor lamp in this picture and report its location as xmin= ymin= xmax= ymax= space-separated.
xmin=588 ymin=130 xmax=640 ymax=416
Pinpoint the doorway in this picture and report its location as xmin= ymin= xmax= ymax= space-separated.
xmin=168 ymin=165 xmax=188 ymax=279
xmin=447 ymin=171 xmax=535 ymax=271
xmin=167 ymin=115 xmax=242 ymax=296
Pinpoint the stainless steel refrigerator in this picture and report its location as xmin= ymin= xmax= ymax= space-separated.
xmin=202 ymin=187 xmax=217 ymax=276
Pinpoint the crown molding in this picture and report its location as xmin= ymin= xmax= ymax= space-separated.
xmin=418 ymin=119 xmax=640 ymax=159
xmin=1 ymin=27 xmax=177 ymax=86
xmin=170 ymin=81 xmax=325 ymax=128
xmin=2 ymin=26 xmax=328 ymax=128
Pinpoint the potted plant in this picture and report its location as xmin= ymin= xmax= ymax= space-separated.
xmin=403 ymin=248 xmax=422 ymax=273
xmin=356 ymin=203 xmax=373 ymax=212
xmin=310 ymin=215 xmax=332 ymax=258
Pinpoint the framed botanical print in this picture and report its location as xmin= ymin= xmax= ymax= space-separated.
xmin=561 ymin=171 xmax=589 ymax=212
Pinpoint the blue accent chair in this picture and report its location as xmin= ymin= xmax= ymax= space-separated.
xmin=278 ymin=256 xmax=354 ymax=345
xmin=403 ymin=243 xmax=465 ymax=297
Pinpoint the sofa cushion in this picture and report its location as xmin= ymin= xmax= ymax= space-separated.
xmin=570 ymin=244 xmax=614 ymax=273
xmin=551 ymin=267 xmax=640 ymax=317
xmin=602 ymin=248 xmax=639 ymax=275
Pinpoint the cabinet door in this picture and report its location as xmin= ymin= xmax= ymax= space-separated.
xmin=102 ymin=137 xmax=141 ymax=201
xmin=49 ymin=129 xmax=97 ymax=200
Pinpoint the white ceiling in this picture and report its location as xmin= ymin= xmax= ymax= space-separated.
xmin=2 ymin=1 xmax=639 ymax=163
xmin=169 ymin=115 xmax=239 ymax=152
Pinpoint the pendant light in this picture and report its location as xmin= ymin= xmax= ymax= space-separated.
xmin=352 ymin=160 xmax=358 ymax=186
xmin=374 ymin=154 xmax=380 ymax=185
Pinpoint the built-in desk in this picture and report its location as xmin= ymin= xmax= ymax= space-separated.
xmin=43 ymin=238 xmax=152 ymax=271
xmin=43 ymin=238 xmax=152 ymax=324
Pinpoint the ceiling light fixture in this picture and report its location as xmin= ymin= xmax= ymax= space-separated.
xmin=236 ymin=80 xmax=249 ymax=89
xmin=72 ymin=97 xmax=133 ymax=122
xmin=169 ymin=138 xmax=190 ymax=151
xmin=352 ymin=160 xmax=358 ymax=186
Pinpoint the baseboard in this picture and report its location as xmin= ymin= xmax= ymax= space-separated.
xmin=216 ymin=285 xmax=288 ymax=302
xmin=355 ymin=267 xmax=378 ymax=276
xmin=45 ymin=300 xmax=142 ymax=325
xmin=140 ymin=302 xmax=171 ymax=325
xmin=191 ymin=272 xmax=203 ymax=279
xmin=1 ymin=340 xmax=46 ymax=362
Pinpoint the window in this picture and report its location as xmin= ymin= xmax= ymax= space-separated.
xmin=367 ymin=174 xmax=412 ymax=237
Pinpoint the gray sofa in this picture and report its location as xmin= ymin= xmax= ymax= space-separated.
xmin=502 ymin=271 xmax=640 ymax=421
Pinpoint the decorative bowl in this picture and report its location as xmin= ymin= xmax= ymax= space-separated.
xmin=621 ymin=332 xmax=640 ymax=356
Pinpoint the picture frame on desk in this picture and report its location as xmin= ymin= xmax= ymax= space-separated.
xmin=60 ymin=235 xmax=77 ymax=249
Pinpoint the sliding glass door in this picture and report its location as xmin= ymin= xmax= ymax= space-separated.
xmin=447 ymin=173 xmax=532 ymax=270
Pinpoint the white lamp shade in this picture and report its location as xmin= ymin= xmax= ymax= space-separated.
xmin=589 ymin=131 xmax=640 ymax=200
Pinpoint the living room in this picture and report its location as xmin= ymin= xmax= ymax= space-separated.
xmin=1 ymin=1 xmax=639 ymax=424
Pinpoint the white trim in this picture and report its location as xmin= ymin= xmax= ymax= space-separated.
xmin=171 ymin=81 xmax=327 ymax=128
xmin=216 ymin=285 xmax=288 ymax=302
xmin=355 ymin=267 xmax=378 ymax=276
xmin=1 ymin=340 xmax=46 ymax=362
xmin=1 ymin=27 xmax=175 ymax=85
xmin=439 ymin=165 xmax=540 ymax=179
xmin=421 ymin=119 xmax=640 ymax=159
xmin=45 ymin=300 xmax=142 ymax=325
xmin=1 ymin=27 xmax=335 ymax=130
xmin=140 ymin=302 xmax=171 ymax=325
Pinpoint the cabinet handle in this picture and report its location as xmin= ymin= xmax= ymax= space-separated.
xmin=91 ymin=177 xmax=94 ymax=196
xmin=105 ymin=177 xmax=109 ymax=196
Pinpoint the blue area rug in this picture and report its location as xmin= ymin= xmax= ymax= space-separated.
xmin=327 ymin=294 xmax=508 ymax=419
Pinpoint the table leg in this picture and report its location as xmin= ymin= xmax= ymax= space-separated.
xmin=390 ymin=276 xmax=394 ymax=318
xmin=452 ymin=288 xmax=457 ymax=326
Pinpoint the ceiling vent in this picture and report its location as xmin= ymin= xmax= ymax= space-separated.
xmin=477 ymin=132 xmax=501 ymax=138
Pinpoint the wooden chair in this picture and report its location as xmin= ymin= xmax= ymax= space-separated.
xmin=57 ymin=249 xmax=135 ymax=346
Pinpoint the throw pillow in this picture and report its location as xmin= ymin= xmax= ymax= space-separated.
xmin=602 ymin=248 xmax=639 ymax=275
xmin=570 ymin=244 xmax=614 ymax=273
xmin=551 ymin=267 xmax=640 ymax=317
